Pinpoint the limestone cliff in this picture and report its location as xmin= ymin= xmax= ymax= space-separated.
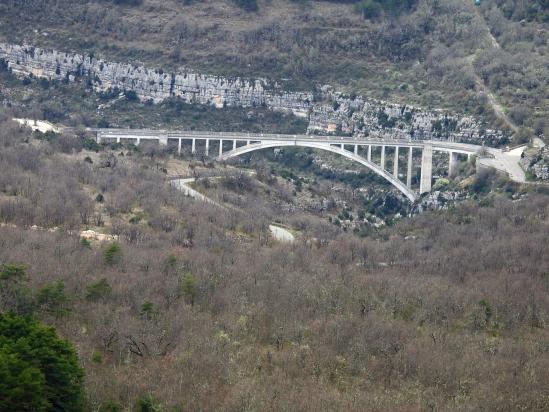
xmin=308 ymin=86 xmax=505 ymax=144
xmin=0 ymin=43 xmax=506 ymax=144
xmin=0 ymin=43 xmax=312 ymax=117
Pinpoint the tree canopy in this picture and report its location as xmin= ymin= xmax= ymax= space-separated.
xmin=0 ymin=313 xmax=84 ymax=412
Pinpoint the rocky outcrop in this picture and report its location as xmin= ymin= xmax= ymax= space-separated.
xmin=308 ymin=86 xmax=506 ymax=144
xmin=0 ymin=42 xmax=507 ymax=144
xmin=414 ymin=190 xmax=470 ymax=213
xmin=521 ymin=146 xmax=549 ymax=181
xmin=0 ymin=43 xmax=312 ymax=117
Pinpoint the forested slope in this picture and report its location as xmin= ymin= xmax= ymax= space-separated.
xmin=1 ymin=115 xmax=548 ymax=411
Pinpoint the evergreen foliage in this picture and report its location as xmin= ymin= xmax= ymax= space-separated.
xmin=0 ymin=313 xmax=84 ymax=412
xmin=86 ymin=278 xmax=112 ymax=301
xmin=179 ymin=272 xmax=198 ymax=306
xmin=104 ymin=242 xmax=122 ymax=265
xmin=232 ymin=0 xmax=258 ymax=12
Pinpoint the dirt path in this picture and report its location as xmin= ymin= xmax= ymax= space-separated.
xmin=466 ymin=3 xmax=518 ymax=133
xmin=473 ymin=75 xmax=518 ymax=133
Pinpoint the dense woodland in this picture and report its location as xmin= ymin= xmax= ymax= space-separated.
xmin=0 ymin=116 xmax=548 ymax=410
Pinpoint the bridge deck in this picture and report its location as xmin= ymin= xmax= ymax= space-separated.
xmin=90 ymin=127 xmax=484 ymax=155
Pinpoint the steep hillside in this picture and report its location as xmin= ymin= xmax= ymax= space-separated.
xmin=0 ymin=0 xmax=546 ymax=139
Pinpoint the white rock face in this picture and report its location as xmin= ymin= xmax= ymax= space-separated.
xmin=0 ymin=43 xmax=312 ymax=117
xmin=308 ymin=87 xmax=506 ymax=143
xmin=0 ymin=43 xmax=506 ymax=144
xmin=13 ymin=118 xmax=60 ymax=133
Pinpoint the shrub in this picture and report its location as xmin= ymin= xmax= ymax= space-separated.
xmin=83 ymin=138 xmax=102 ymax=152
xmin=508 ymin=105 xmax=531 ymax=126
xmin=354 ymin=0 xmax=416 ymax=19
xmin=86 ymin=278 xmax=112 ymax=301
xmin=136 ymin=394 xmax=161 ymax=412
xmin=513 ymin=127 xmax=532 ymax=145
xmin=0 ymin=264 xmax=27 ymax=282
xmin=140 ymin=301 xmax=155 ymax=319
xmin=36 ymin=280 xmax=72 ymax=318
xmin=355 ymin=0 xmax=382 ymax=19
xmin=179 ymin=272 xmax=198 ymax=306
xmin=471 ymin=168 xmax=496 ymax=194
xmin=0 ymin=264 xmax=33 ymax=314
xmin=104 ymin=242 xmax=122 ymax=265
xmin=113 ymin=0 xmax=142 ymax=5
xmin=80 ymin=237 xmax=92 ymax=248
xmin=124 ymin=90 xmax=139 ymax=101
xmin=433 ymin=178 xmax=450 ymax=190
xmin=100 ymin=400 xmax=123 ymax=412
xmin=91 ymin=352 xmax=103 ymax=364
xmin=232 ymin=0 xmax=258 ymax=12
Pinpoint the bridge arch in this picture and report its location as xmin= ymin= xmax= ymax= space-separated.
xmin=219 ymin=141 xmax=417 ymax=202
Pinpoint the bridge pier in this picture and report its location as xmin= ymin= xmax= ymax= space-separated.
xmin=354 ymin=145 xmax=358 ymax=155
xmin=367 ymin=145 xmax=372 ymax=162
xmin=205 ymin=139 xmax=209 ymax=156
xmin=449 ymin=151 xmax=459 ymax=177
xmin=191 ymin=138 xmax=196 ymax=154
xmin=116 ymin=137 xmax=121 ymax=144
xmin=407 ymin=147 xmax=413 ymax=188
xmin=420 ymin=144 xmax=432 ymax=194
xmin=219 ymin=139 xmax=223 ymax=157
xmin=159 ymin=136 xmax=168 ymax=146
xmin=177 ymin=138 xmax=182 ymax=154
xmin=233 ymin=140 xmax=237 ymax=150
xmin=381 ymin=146 xmax=386 ymax=171
xmin=136 ymin=137 xmax=140 ymax=146
xmin=393 ymin=146 xmax=399 ymax=177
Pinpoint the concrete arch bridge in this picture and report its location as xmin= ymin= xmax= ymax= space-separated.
xmin=93 ymin=129 xmax=525 ymax=202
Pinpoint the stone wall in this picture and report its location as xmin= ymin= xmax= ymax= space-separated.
xmin=0 ymin=43 xmax=507 ymax=144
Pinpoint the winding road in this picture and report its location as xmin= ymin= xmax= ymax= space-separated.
xmin=170 ymin=177 xmax=295 ymax=242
